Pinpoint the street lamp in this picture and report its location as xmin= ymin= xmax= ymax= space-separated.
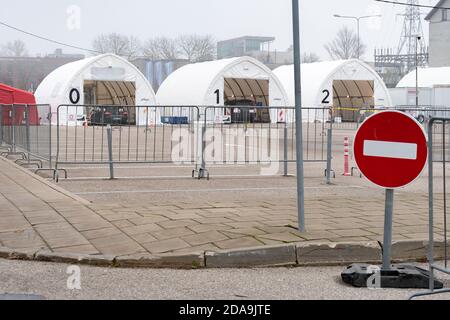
xmin=333 ymin=14 xmax=382 ymax=60
xmin=416 ymin=36 xmax=421 ymax=108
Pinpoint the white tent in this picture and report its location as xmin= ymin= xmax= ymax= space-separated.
xmin=156 ymin=56 xmax=290 ymax=123
xmin=35 ymin=53 xmax=157 ymax=125
xmin=396 ymin=67 xmax=450 ymax=108
xmin=273 ymin=59 xmax=392 ymax=122
xmin=397 ymin=67 xmax=450 ymax=88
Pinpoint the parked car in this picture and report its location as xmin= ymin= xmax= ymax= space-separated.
xmin=225 ymin=99 xmax=273 ymax=124
xmin=397 ymin=106 xmax=430 ymax=124
xmin=88 ymin=106 xmax=129 ymax=125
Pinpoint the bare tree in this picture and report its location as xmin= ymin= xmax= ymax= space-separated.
xmin=325 ymin=26 xmax=366 ymax=60
xmin=143 ymin=37 xmax=179 ymax=60
xmin=1 ymin=40 xmax=28 ymax=57
xmin=92 ymin=33 xmax=141 ymax=59
xmin=301 ymin=52 xmax=320 ymax=63
xmin=178 ymin=34 xmax=216 ymax=62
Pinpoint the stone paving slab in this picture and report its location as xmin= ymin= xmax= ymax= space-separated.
xmin=0 ymin=156 xmax=447 ymax=268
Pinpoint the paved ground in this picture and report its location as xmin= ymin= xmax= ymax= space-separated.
xmin=1 ymin=258 xmax=449 ymax=300
xmin=0 ymin=154 xmax=447 ymax=258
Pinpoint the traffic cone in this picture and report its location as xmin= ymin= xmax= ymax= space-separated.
xmin=343 ymin=137 xmax=351 ymax=176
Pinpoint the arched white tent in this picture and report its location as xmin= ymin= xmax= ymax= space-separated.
xmin=157 ymin=56 xmax=290 ymax=123
xmin=273 ymin=59 xmax=392 ymax=122
xmin=397 ymin=67 xmax=450 ymax=87
xmin=395 ymin=67 xmax=450 ymax=108
xmin=35 ymin=53 xmax=157 ymax=125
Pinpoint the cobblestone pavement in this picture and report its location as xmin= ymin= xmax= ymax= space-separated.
xmin=0 ymin=157 xmax=445 ymax=258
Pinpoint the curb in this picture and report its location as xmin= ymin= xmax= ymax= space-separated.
xmin=205 ymin=244 xmax=297 ymax=268
xmin=391 ymin=240 xmax=446 ymax=263
xmin=0 ymin=240 xmax=443 ymax=269
xmin=0 ymin=157 xmax=91 ymax=205
xmin=296 ymin=241 xmax=382 ymax=266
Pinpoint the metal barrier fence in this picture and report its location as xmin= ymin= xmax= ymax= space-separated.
xmin=0 ymin=104 xmax=53 ymax=172
xmin=197 ymin=106 xmax=331 ymax=178
xmin=411 ymin=117 xmax=450 ymax=299
xmin=54 ymin=105 xmax=334 ymax=180
xmin=55 ymin=105 xmax=201 ymax=178
xmin=329 ymin=105 xmax=450 ymax=131
xmin=10 ymin=104 xmax=450 ymax=181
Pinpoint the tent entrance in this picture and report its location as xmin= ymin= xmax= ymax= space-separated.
xmin=223 ymin=78 xmax=271 ymax=123
xmin=83 ymin=80 xmax=137 ymax=123
xmin=332 ymin=80 xmax=375 ymax=122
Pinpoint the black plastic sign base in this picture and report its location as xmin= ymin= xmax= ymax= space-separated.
xmin=341 ymin=264 xmax=444 ymax=289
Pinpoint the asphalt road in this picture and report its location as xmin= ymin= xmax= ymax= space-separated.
xmin=1 ymin=259 xmax=449 ymax=300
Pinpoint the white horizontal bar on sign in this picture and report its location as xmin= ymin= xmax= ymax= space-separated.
xmin=363 ymin=140 xmax=418 ymax=160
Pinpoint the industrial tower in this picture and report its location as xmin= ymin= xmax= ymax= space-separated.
xmin=374 ymin=0 xmax=429 ymax=87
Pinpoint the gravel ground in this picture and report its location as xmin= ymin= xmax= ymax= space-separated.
xmin=1 ymin=259 xmax=449 ymax=300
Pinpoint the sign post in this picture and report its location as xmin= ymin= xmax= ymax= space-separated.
xmin=382 ymin=188 xmax=394 ymax=271
xmin=292 ymin=0 xmax=306 ymax=233
xmin=342 ymin=111 xmax=443 ymax=289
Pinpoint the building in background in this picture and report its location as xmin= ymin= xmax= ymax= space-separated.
xmin=131 ymin=58 xmax=189 ymax=92
xmin=0 ymin=49 xmax=84 ymax=92
xmin=425 ymin=0 xmax=450 ymax=67
xmin=217 ymin=36 xmax=293 ymax=69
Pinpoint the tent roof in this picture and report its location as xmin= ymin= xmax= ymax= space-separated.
xmin=0 ymin=83 xmax=36 ymax=104
xmin=397 ymin=66 xmax=450 ymax=88
xmin=273 ymin=59 xmax=387 ymax=106
xmin=274 ymin=60 xmax=348 ymax=106
xmin=35 ymin=53 xmax=156 ymax=104
xmin=156 ymin=56 xmax=286 ymax=105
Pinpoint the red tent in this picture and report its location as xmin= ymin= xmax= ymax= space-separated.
xmin=0 ymin=83 xmax=40 ymax=125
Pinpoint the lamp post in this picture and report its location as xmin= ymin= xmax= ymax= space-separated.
xmin=333 ymin=14 xmax=382 ymax=60
xmin=416 ymin=36 xmax=421 ymax=108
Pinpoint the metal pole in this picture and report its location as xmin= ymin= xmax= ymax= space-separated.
xmin=0 ymin=105 xmax=3 ymax=146
xmin=292 ymin=0 xmax=306 ymax=232
xmin=416 ymin=36 xmax=419 ymax=109
xmin=326 ymin=128 xmax=333 ymax=184
xmin=357 ymin=18 xmax=360 ymax=60
xmin=382 ymin=188 xmax=394 ymax=271
xmin=12 ymin=106 xmax=16 ymax=152
xmin=25 ymin=105 xmax=30 ymax=162
xmin=284 ymin=124 xmax=288 ymax=176
xmin=428 ymin=120 xmax=435 ymax=290
xmin=107 ymin=125 xmax=115 ymax=180
xmin=201 ymin=115 xmax=207 ymax=177
xmin=48 ymin=109 xmax=52 ymax=169
xmin=443 ymin=123 xmax=448 ymax=269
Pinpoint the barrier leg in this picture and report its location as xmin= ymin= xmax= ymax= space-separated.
xmin=325 ymin=128 xmax=334 ymax=184
xmin=107 ymin=125 xmax=115 ymax=180
xmin=284 ymin=125 xmax=288 ymax=177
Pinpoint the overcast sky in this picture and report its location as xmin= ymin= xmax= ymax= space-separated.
xmin=0 ymin=0 xmax=439 ymax=60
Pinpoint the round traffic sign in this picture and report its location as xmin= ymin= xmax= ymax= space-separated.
xmin=353 ymin=110 xmax=428 ymax=189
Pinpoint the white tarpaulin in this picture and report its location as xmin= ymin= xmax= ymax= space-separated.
xmin=35 ymin=53 xmax=157 ymax=126
xmin=156 ymin=56 xmax=290 ymax=123
xmin=273 ymin=59 xmax=392 ymax=122
xmin=397 ymin=67 xmax=450 ymax=88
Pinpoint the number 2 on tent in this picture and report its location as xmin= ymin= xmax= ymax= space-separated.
xmin=322 ymin=89 xmax=330 ymax=104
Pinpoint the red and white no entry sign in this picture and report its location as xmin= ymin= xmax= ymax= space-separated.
xmin=353 ymin=111 xmax=428 ymax=189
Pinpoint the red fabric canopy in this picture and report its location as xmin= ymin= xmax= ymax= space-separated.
xmin=0 ymin=83 xmax=39 ymax=125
